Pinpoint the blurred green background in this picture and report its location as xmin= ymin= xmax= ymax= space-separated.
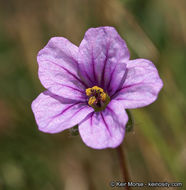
xmin=0 ymin=0 xmax=186 ymax=189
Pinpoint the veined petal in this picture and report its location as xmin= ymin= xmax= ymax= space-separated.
xmin=113 ymin=59 xmax=163 ymax=108
xmin=78 ymin=27 xmax=129 ymax=93
xmin=37 ymin=37 xmax=87 ymax=101
xmin=79 ymin=100 xmax=128 ymax=149
xmin=31 ymin=91 xmax=93 ymax=133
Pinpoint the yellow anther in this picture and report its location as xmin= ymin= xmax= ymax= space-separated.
xmin=86 ymin=86 xmax=104 ymax=97
xmin=85 ymin=88 xmax=92 ymax=96
xmin=88 ymin=96 xmax=96 ymax=106
xmin=100 ymin=92 xmax=106 ymax=101
xmin=92 ymin=86 xmax=103 ymax=93
xmin=85 ymin=86 xmax=110 ymax=112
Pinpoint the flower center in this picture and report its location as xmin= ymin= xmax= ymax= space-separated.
xmin=85 ymin=86 xmax=110 ymax=112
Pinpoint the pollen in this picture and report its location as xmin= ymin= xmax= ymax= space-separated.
xmin=86 ymin=86 xmax=103 ymax=96
xmin=85 ymin=86 xmax=110 ymax=112
xmin=85 ymin=88 xmax=92 ymax=96
xmin=88 ymin=96 xmax=97 ymax=106
xmin=100 ymin=92 xmax=106 ymax=101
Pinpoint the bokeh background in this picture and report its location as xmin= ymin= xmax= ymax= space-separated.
xmin=0 ymin=0 xmax=186 ymax=189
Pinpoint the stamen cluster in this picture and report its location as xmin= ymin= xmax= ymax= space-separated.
xmin=86 ymin=86 xmax=110 ymax=111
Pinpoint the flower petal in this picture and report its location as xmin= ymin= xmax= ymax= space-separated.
xmin=31 ymin=91 xmax=93 ymax=133
xmin=113 ymin=59 xmax=163 ymax=108
xmin=37 ymin=37 xmax=87 ymax=101
xmin=79 ymin=100 xmax=128 ymax=149
xmin=78 ymin=26 xmax=129 ymax=94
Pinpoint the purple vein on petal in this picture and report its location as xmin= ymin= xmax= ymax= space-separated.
xmin=106 ymin=64 xmax=117 ymax=92
xmin=90 ymin=112 xmax=94 ymax=127
xmin=44 ymin=102 xmax=81 ymax=129
xmin=78 ymin=60 xmax=95 ymax=86
xmin=101 ymin=43 xmax=110 ymax=88
xmin=56 ymin=83 xmax=85 ymax=94
xmin=110 ymin=69 xmax=128 ymax=98
xmin=53 ymin=102 xmax=80 ymax=119
xmin=117 ymin=80 xmax=157 ymax=94
xmin=100 ymin=112 xmax=112 ymax=137
xmin=68 ymin=106 xmax=88 ymax=120
xmin=112 ymin=68 xmax=158 ymax=98
xmin=91 ymin=46 xmax=97 ymax=83
xmin=111 ymin=80 xmax=148 ymax=99
xmin=84 ymin=69 xmax=95 ymax=85
xmin=41 ymin=59 xmax=88 ymax=88
xmin=106 ymin=106 xmax=115 ymax=115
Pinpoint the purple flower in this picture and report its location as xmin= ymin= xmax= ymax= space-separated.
xmin=31 ymin=26 xmax=163 ymax=149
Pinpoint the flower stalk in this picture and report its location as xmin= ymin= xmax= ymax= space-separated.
xmin=117 ymin=145 xmax=131 ymax=190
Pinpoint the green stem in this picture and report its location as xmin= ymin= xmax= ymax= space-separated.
xmin=117 ymin=145 xmax=131 ymax=190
